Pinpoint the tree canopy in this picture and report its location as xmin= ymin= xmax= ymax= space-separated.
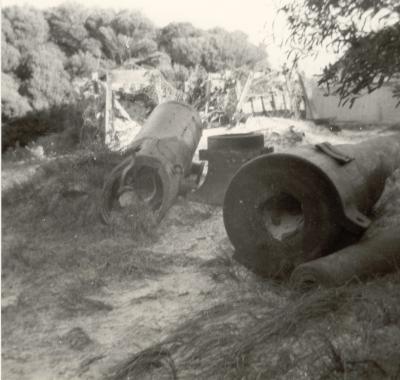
xmin=1 ymin=4 xmax=267 ymax=121
xmin=281 ymin=0 xmax=400 ymax=106
xmin=157 ymin=23 xmax=267 ymax=71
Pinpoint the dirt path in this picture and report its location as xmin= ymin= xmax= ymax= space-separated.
xmin=2 ymin=198 xmax=242 ymax=380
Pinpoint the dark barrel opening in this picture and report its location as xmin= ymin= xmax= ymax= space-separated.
xmin=259 ymin=192 xmax=304 ymax=242
xmin=119 ymin=166 xmax=164 ymax=211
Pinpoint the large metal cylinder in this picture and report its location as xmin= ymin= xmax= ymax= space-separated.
xmin=290 ymin=227 xmax=400 ymax=288
xmin=102 ymin=101 xmax=202 ymax=222
xmin=223 ymin=135 xmax=400 ymax=277
xmin=189 ymin=133 xmax=268 ymax=205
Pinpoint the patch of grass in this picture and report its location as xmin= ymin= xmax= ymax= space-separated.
xmin=76 ymin=242 xmax=171 ymax=281
xmin=1 ymin=148 xmax=167 ymax=305
xmin=107 ymin=347 xmax=177 ymax=380
xmin=1 ymin=235 xmax=30 ymax=270
xmin=107 ymin=274 xmax=400 ymax=380
xmin=60 ymin=327 xmax=94 ymax=351
xmin=58 ymin=289 xmax=113 ymax=319
xmin=2 ymin=150 xmax=157 ymax=239
xmin=2 ymin=144 xmax=39 ymax=163
xmin=201 ymin=241 xmax=249 ymax=284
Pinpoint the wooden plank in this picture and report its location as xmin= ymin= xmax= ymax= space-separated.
xmin=104 ymin=71 xmax=113 ymax=146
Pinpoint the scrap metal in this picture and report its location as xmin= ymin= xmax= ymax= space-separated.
xmin=189 ymin=133 xmax=270 ymax=205
xmin=101 ymin=101 xmax=202 ymax=223
xmin=290 ymin=227 xmax=400 ymax=287
xmin=223 ymin=135 xmax=400 ymax=277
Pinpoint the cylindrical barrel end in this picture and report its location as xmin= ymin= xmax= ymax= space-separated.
xmin=102 ymin=101 xmax=202 ymax=223
xmin=290 ymin=228 xmax=400 ymax=288
xmin=223 ymin=152 xmax=344 ymax=277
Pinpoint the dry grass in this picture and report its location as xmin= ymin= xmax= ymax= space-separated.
xmin=106 ymin=166 xmax=400 ymax=380
xmin=2 ymin=149 xmax=177 ymax=380
xmin=2 ymin=150 xmax=170 ymax=326
xmin=108 ymin=347 xmax=177 ymax=380
xmin=108 ymin=272 xmax=400 ymax=380
xmin=156 ymin=168 xmax=400 ymax=378
xmin=200 ymin=240 xmax=245 ymax=283
xmin=2 ymin=150 xmax=157 ymax=240
xmin=58 ymin=289 xmax=114 ymax=319
xmin=3 ymin=127 xmax=400 ymax=380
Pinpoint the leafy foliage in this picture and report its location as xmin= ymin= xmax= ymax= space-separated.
xmin=1 ymin=3 xmax=267 ymax=141
xmin=110 ymin=10 xmax=155 ymax=39
xmin=1 ymin=38 xmax=21 ymax=73
xmin=320 ymin=22 xmax=400 ymax=106
xmin=1 ymin=73 xmax=32 ymax=120
xmin=157 ymin=22 xmax=267 ymax=71
xmin=66 ymin=51 xmax=99 ymax=77
xmin=281 ymin=0 xmax=400 ymax=105
xmin=205 ymin=28 xmax=267 ymax=71
xmin=18 ymin=43 xmax=73 ymax=110
xmin=46 ymin=3 xmax=89 ymax=55
xmin=2 ymin=6 xmax=49 ymax=51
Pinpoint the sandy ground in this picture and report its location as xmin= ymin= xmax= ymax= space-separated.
xmin=2 ymin=201 xmax=235 ymax=379
xmin=198 ymin=117 xmax=396 ymax=151
xmin=2 ymin=116 xmax=399 ymax=380
xmin=2 ymin=162 xmax=41 ymax=193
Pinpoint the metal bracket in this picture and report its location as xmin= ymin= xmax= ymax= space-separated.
xmin=342 ymin=205 xmax=372 ymax=233
xmin=315 ymin=142 xmax=354 ymax=164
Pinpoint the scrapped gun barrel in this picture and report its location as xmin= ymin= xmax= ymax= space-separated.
xmin=102 ymin=101 xmax=202 ymax=222
xmin=290 ymin=228 xmax=400 ymax=288
xmin=223 ymin=135 xmax=400 ymax=277
xmin=189 ymin=133 xmax=268 ymax=205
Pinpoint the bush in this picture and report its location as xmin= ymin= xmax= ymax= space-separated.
xmin=18 ymin=43 xmax=73 ymax=110
xmin=2 ymin=102 xmax=84 ymax=152
xmin=1 ymin=73 xmax=32 ymax=120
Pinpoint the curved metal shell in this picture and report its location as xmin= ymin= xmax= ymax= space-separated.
xmin=223 ymin=135 xmax=400 ymax=277
xmin=102 ymin=101 xmax=203 ymax=223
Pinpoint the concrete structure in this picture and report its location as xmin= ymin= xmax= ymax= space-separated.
xmin=304 ymin=78 xmax=400 ymax=124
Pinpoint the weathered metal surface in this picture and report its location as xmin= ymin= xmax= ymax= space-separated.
xmin=290 ymin=227 xmax=400 ymax=288
xmin=223 ymin=135 xmax=400 ymax=277
xmin=189 ymin=133 xmax=268 ymax=206
xmin=102 ymin=101 xmax=202 ymax=222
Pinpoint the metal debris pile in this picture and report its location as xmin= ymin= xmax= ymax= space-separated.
xmin=103 ymin=97 xmax=400 ymax=287
xmin=101 ymin=101 xmax=202 ymax=223
xmin=223 ymin=135 xmax=400 ymax=283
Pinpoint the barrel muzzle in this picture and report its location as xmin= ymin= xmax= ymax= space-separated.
xmin=102 ymin=101 xmax=203 ymax=223
xmin=223 ymin=135 xmax=400 ymax=277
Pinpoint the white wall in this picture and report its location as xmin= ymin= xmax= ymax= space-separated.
xmin=305 ymin=79 xmax=400 ymax=124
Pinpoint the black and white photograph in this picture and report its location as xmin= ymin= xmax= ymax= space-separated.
xmin=1 ymin=0 xmax=400 ymax=378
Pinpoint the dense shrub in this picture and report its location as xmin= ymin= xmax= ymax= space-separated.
xmin=2 ymin=102 xmax=84 ymax=152
xmin=18 ymin=43 xmax=73 ymax=110
xmin=1 ymin=3 xmax=267 ymax=149
xmin=1 ymin=73 xmax=32 ymax=120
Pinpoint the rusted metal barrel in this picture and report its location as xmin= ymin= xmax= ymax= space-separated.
xmin=223 ymin=135 xmax=400 ymax=277
xmin=102 ymin=101 xmax=202 ymax=222
xmin=189 ymin=133 xmax=269 ymax=205
xmin=290 ymin=227 xmax=400 ymax=288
